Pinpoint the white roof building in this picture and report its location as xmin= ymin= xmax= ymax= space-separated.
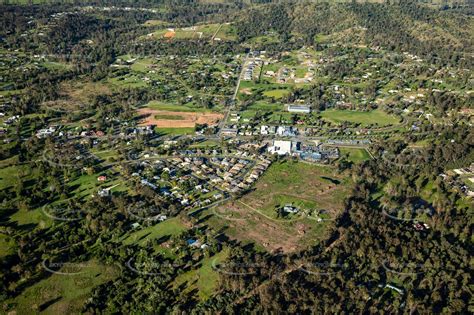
xmin=268 ymin=140 xmax=293 ymax=155
xmin=287 ymin=104 xmax=311 ymax=113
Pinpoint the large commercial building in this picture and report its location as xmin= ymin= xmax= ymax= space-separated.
xmin=287 ymin=104 xmax=311 ymax=114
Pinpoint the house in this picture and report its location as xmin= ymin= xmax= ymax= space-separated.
xmin=97 ymin=175 xmax=107 ymax=182
xmin=98 ymin=188 xmax=111 ymax=197
xmin=221 ymin=128 xmax=238 ymax=136
xmin=385 ymin=284 xmax=404 ymax=295
xmin=283 ymin=204 xmax=299 ymax=214
xmin=131 ymin=222 xmax=141 ymax=229
xmin=186 ymin=239 xmax=198 ymax=246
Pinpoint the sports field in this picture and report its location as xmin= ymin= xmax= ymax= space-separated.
xmin=138 ymin=108 xmax=223 ymax=128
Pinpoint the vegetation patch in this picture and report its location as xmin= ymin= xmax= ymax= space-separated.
xmin=7 ymin=260 xmax=118 ymax=314
xmin=205 ymin=161 xmax=352 ymax=253
xmin=320 ymin=109 xmax=400 ymax=127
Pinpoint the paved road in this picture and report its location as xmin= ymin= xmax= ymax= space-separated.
xmin=217 ymin=53 xmax=249 ymax=136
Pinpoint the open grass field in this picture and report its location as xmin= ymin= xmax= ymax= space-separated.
xmin=107 ymin=74 xmax=148 ymax=89
xmin=141 ymin=23 xmax=237 ymax=41
xmin=263 ymin=89 xmax=290 ymax=99
xmin=172 ymin=249 xmax=229 ymax=300
xmin=320 ymin=109 xmax=400 ymax=127
xmin=202 ymin=161 xmax=353 ymax=253
xmin=122 ymin=217 xmax=188 ymax=246
xmin=41 ymin=80 xmax=112 ymax=113
xmin=144 ymin=101 xmax=212 ymax=113
xmin=7 ymin=260 xmax=118 ymax=314
xmin=155 ymin=127 xmax=196 ymax=136
xmin=0 ymin=164 xmax=27 ymax=190
xmin=340 ymin=147 xmax=371 ymax=163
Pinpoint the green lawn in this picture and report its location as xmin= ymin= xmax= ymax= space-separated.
xmin=0 ymin=234 xmax=15 ymax=258
xmin=155 ymin=127 xmax=196 ymax=136
xmin=130 ymin=58 xmax=155 ymax=72
xmin=145 ymin=101 xmax=211 ymax=113
xmin=340 ymin=147 xmax=371 ymax=163
xmin=154 ymin=114 xmax=186 ymax=120
xmin=107 ymin=74 xmax=148 ymax=89
xmin=9 ymin=207 xmax=51 ymax=228
xmin=215 ymin=23 xmax=238 ymax=41
xmin=7 ymin=260 xmax=118 ymax=314
xmin=320 ymin=109 xmax=400 ymax=127
xmin=245 ymin=34 xmax=280 ymax=45
xmin=122 ymin=217 xmax=187 ymax=246
xmin=263 ymin=89 xmax=290 ymax=99
xmin=0 ymin=164 xmax=26 ymax=190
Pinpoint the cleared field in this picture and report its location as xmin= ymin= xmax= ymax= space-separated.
xmin=263 ymin=89 xmax=290 ymax=99
xmin=7 ymin=260 xmax=118 ymax=314
xmin=138 ymin=108 xmax=223 ymax=128
xmin=320 ymin=109 xmax=399 ymax=127
xmin=143 ymin=19 xmax=168 ymax=27
xmin=142 ymin=23 xmax=237 ymax=41
xmin=204 ymin=161 xmax=352 ymax=253
xmin=41 ymin=81 xmax=112 ymax=112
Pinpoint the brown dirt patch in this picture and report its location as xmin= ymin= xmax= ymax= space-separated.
xmin=225 ymin=204 xmax=302 ymax=253
xmin=137 ymin=108 xmax=223 ymax=128
xmin=164 ymin=31 xmax=176 ymax=38
xmin=240 ymin=88 xmax=253 ymax=95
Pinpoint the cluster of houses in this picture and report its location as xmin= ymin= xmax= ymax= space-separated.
xmin=36 ymin=125 xmax=60 ymax=139
xmin=128 ymin=159 xmax=225 ymax=210
xmin=166 ymin=153 xmax=272 ymax=194
xmin=2 ymin=114 xmax=19 ymax=126
xmin=33 ymin=123 xmax=155 ymax=141
xmin=243 ymin=59 xmax=262 ymax=81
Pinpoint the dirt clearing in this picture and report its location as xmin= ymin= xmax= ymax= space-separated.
xmin=137 ymin=108 xmax=223 ymax=128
